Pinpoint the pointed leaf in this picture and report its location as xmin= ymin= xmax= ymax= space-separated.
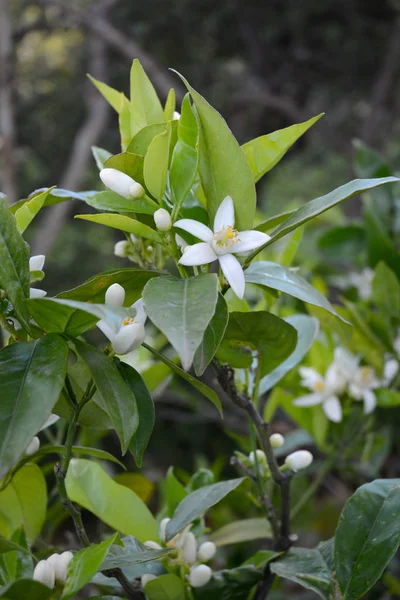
xmin=78 ymin=190 xmax=157 ymax=214
xmin=15 ymin=187 xmax=54 ymax=234
xmin=101 ymin=537 xmax=171 ymax=570
xmin=194 ymin=293 xmax=228 ymax=376
xmin=126 ymin=123 xmax=167 ymax=156
xmin=209 ymin=518 xmax=271 ymax=546
xmin=88 ymin=74 xmax=124 ymax=113
xmin=76 ymin=213 xmax=162 ymax=243
xmin=144 ymin=127 xmax=171 ymax=201
xmin=164 ymin=88 xmax=176 ymax=120
xmin=0 ymin=579 xmax=53 ymax=600
xmin=130 ymin=59 xmax=165 ymax=130
xmin=104 ymin=151 xmax=146 ymax=187
xmin=144 ymin=574 xmax=185 ymax=600
xmin=92 ymin=146 xmax=112 ymax=170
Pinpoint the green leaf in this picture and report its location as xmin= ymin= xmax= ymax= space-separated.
xmin=318 ymin=225 xmax=367 ymax=262
xmin=119 ymin=94 xmax=133 ymax=150
xmin=116 ymin=362 xmax=154 ymax=467
xmin=363 ymin=208 xmax=400 ymax=278
xmin=66 ymin=459 xmax=158 ymax=541
xmin=259 ymin=315 xmax=319 ymax=394
xmin=145 ymin=574 xmax=185 ymax=600
xmin=143 ymin=274 xmax=219 ymax=371
xmin=0 ymin=579 xmax=53 ymax=600
xmin=335 ymin=479 xmax=400 ymax=600
xmin=193 ymin=293 xmax=228 ymax=376
xmin=101 ymin=537 xmax=171 ymax=570
xmin=81 ymin=190 xmax=157 ymax=215
xmin=244 ymin=550 xmax=282 ymax=569
xmin=242 ymin=114 xmax=323 ymax=182
xmin=76 ymin=213 xmax=161 ymax=243
xmin=144 ymin=127 xmax=171 ymax=201
xmin=209 ymin=518 xmax=271 ymax=546
xmin=61 ymin=534 xmax=118 ymax=600
xmin=104 ymin=151 xmax=146 ymax=187
xmin=0 ymin=528 xmax=33 ymax=584
xmin=376 ymin=389 xmax=400 ymax=407
xmin=255 ymin=210 xmax=296 ymax=233
xmin=88 ymin=74 xmax=124 ymax=113
xmin=74 ymin=340 xmax=139 ymax=455
xmin=126 ymin=123 xmax=167 ymax=156
xmin=245 ymin=261 xmax=344 ymax=320
xmin=0 ymin=465 xmax=46 ymax=544
xmin=92 ymin=146 xmax=112 ymax=170
xmin=164 ymin=88 xmax=176 ymax=121
xmin=143 ymin=344 xmax=223 ymax=415
xmin=130 ymin=59 xmax=165 ymax=132
xmin=165 ymin=478 xmax=245 ymax=541
xmin=192 ymin=566 xmax=263 ymax=600
xmin=278 ymin=227 xmax=303 ymax=267
xmin=270 ymin=547 xmax=334 ymax=600
xmin=0 ymin=334 xmax=68 ymax=479
xmin=170 ymin=94 xmax=199 ymax=213
xmin=0 ymin=538 xmax=30 ymax=555
xmin=0 ymin=195 xmax=30 ymax=330
xmin=15 ymin=187 xmax=54 ymax=234
xmin=218 ymin=311 xmax=297 ymax=377
xmin=246 ymin=177 xmax=400 ymax=262
xmin=174 ymin=71 xmax=256 ymax=231
xmin=372 ymin=262 xmax=400 ymax=319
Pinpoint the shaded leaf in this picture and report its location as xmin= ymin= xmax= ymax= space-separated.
xmin=209 ymin=518 xmax=271 ymax=546
xmin=194 ymin=293 xmax=228 ymax=376
xmin=144 ymin=573 xmax=185 ymax=600
xmin=15 ymin=188 xmax=54 ymax=234
xmin=193 ymin=565 xmax=263 ymax=600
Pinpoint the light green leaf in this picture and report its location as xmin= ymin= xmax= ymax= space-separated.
xmin=372 ymin=262 xmax=400 ymax=319
xmin=278 ymin=227 xmax=303 ymax=267
xmin=119 ymin=94 xmax=134 ymax=150
xmin=145 ymin=574 xmax=185 ymax=600
xmin=194 ymin=293 xmax=228 ymax=376
xmin=143 ymin=274 xmax=219 ymax=370
xmin=143 ymin=127 xmax=171 ymax=201
xmin=165 ymin=478 xmax=245 ymax=541
xmin=79 ymin=190 xmax=157 ymax=214
xmin=174 ymin=71 xmax=256 ymax=231
xmin=335 ymin=479 xmax=400 ymax=600
xmin=92 ymin=146 xmax=112 ymax=170
xmin=0 ymin=334 xmax=68 ymax=480
xmin=66 ymin=459 xmax=158 ymax=541
xmin=164 ymin=88 xmax=176 ymax=121
xmin=126 ymin=123 xmax=167 ymax=156
xmin=376 ymin=389 xmax=400 ymax=408
xmin=104 ymin=151 xmax=146 ymax=187
xmin=130 ymin=59 xmax=165 ymax=131
xmin=88 ymin=74 xmax=124 ymax=113
xmin=15 ymin=187 xmax=54 ymax=234
xmin=242 ymin=114 xmax=323 ymax=182
xmin=255 ymin=210 xmax=296 ymax=233
xmin=209 ymin=518 xmax=271 ymax=546
xmin=76 ymin=213 xmax=161 ymax=243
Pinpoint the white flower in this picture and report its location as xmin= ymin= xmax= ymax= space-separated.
xmin=182 ymin=531 xmax=197 ymax=564
xmin=33 ymin=560 xmax=55 ymax=588
xmin=334 ymin=347 xmax=379 ymax=414
xmin=100 ymin=168 xmax=144 ymax=199
xmin=270 ymin=433 xmax=285 ymax=448
xmin=285 ymin=450 xmax=313 ymax=472
xmin=189 ymin=564 xmax=212 ymax=588
xmin=29 ymin=255 xmax=45 ymax=272
xmin=154 ymin=208 xmax=172 ymax=232
xmin=293 ymin=362 xmax=346 ymax=423
xmin=174 ymin=196 xmax=270 ymax=298
xmin=144 ymin=540 xmax=162 ymax=550
xmin=197 ymin=541 xmax=216 ymax=562
xmin=114 ymin=240 xmax=130 ymax=257
xmin=26 ymin=436 xmax=40 ymax=456
xmin=382 ymin=357 xmax=399 ymax=386
xmin=47 ymin=551 xmax=73 ymax=584
xmin=141 ymin=573 xmax=158 ymax=588
xmin=158 ymin=518 xmax=171 ymax=543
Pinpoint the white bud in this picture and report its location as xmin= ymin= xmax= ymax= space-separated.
xmin=144 ymin=540 xmax=162 ymax=550
xmin=29 ymin=255 xmax=45 ymax=272
xmin=173 ymin=111 xmax=181 ymax=120
xmin=197 ymin=541 xmax=216 ymax=562
xmin=189 ymin=564 xmax=212 ymax=588
xmin=112 ymin=322 xmax=146 ymax=355
xmin=105 ymin=283 xmax=125 ymax=307
xmin=33 ymin=560 xmax=55 ymax=588
xmin=26 ymin=436 xmax=40 ymax=456
xmin=159 ymin=518 xmax=171 ymax=542
xmin=270 ymin=433 xmax=285 ymax=448
xmin=141 ymin=573 xmax=158 ymax=588
xmin=114 ymin=240 xmax=129 ymax=257
xmin=154 ymin=208 xmax=172 ymax=232
xmin=249 ymin=449 xmax=266 ymax=465
xmin=285 ymin=450 xmax=313 ymax=472
xmin=182 ymin=531 xmax=197 ymax=564
xmin=100 ymin=168 xmax=144 ymax=199
xmin=54 ymin=551 xmax=74 ymax=584
xmin=29 ymin=288 xmax=47 ymax=299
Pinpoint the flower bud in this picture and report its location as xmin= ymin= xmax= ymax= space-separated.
xmin=26 ymin=436 xmax=40 ymax=456
xmin=141 ymin=573 xmax=158 ymax=588
xmin=249 ymin=449 xmax=266 ymax=465
xmin=144 ymin=540 xmax=162 ymax=550
xmin=197 ymin=541 xmax=216 ymax=562
xmin=154 ymin=208 xmax=172 ymax=232
xmin=285 ymin=450 xmax=313 ymax=472
xmin=29 ymin=288 xmax=47 ymax=299
xmin=100 ymin=168 xmax=144 ymax=199
xmin=114 ymin=240 xmax=129 ymax=257
xmin=33 ymin=560 xmax=55 ymax=588
xmin=47 ymin=551 xmax=73 ymax=584
xmin=270 ymin=433 xmax=284 ymax=448
xmin=182 ymin=531 xmax=197 ymax=564
xmin=113 ymin=322 xmax=146 ymax=355
xmin=29 ymin=255 xmax=45 ymax=272
xmin=189 ymin=564 xmax=212 ymax=588
xmin=105 ymin=283 xmax=125 ymax=307
xmin=159 ymin=517 xmax=171 ymax=542
xmin=173 ymin=111 xmax=181 ymax=120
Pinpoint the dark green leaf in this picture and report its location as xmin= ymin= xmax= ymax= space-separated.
xmin=372 ymin=262 xmax=400 ymax=318
xmin=0 ymin=579 xmax=53 ymax=600
xmin=0 ymin=539 xmax=30 ymax=556
xmin=193 ymin=565 xmax=263 ymax=600
xmin=364 ymin=208 xmax=400 ymax=278
xmin=376 ymin=389 xmax=400 ymax=407
xmin=194 ymin=293 xmax=228 ymax=376
xmin=318 ymin=225 xmax=367 ymax=262
xmin=101 ymin=538 xmax=171 ymax=570
xmin=165 ymin=467 xmax=187 ymax=516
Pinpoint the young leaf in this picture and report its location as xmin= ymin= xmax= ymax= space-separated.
xmin=143 ymin=127 xmax=171 ymax=201
xmin=144 ymin=573 xmax=185 ymax=600
xmin=15 ymin=187 xmax=54 ymax=234
xmin=126 ymin=123 xmax=167 ymax=156
xmin=66 ymin=459 xmax=158 ymax=541
xmin=104 ymin=151 xmax=146 ymax=187
xmin=0 ymin=334 xmax=68 ymax=480
xmin=193 ymin=293 xmax=228 ymax=376
xmin=76 ymin=214 xmax=162 ymax=243
xmin=254 ymin=210 xmax=296 ymax=233
xmin=92 ymin=146 xmax=112 ymax=170
xmin=164 ymin=88 xmax=176 ymax=120
xmin=209 ymin=518 xmax=272 ymax=546
xmin=88 ymin=74 xmax=124 ymax=113
xmin=130 ymin=59 xmax=165 ymax=131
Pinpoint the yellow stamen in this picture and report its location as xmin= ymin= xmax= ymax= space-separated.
xmin=123 ymin=316 xmax=135 ymax=326
xmin=314 ymin=380 xmax=325 ymax=392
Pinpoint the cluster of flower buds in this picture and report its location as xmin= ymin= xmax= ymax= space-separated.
xmin=239 ymin=433 xmax=313 ymax=477
xmin=33 ymin=551 xmax=73 ymax=588
xmin=141 ymin=519 xmax=216 ymax=592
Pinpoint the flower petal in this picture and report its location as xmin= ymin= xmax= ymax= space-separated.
xmin=218 ymin=253 xmax=245 ymax=298
xmin=39 ymin=414 xmax=60 ymax=432
xmin=363 ymin=389 xmax=376 ymax=414
xmin=179 ymin=243 xmax=217 ymax=266
xmin=325 ymin=363 xmax=346 ymax=394
xmin=29 ymin=288 xmax=47 ymax=299
xmin=323 ymin=395 xmax=342 ymax=422
xmin=97 ymin=318 xmax=116 ymax=342
xmin=214 ymin=196 xmax=235 ymax=232
xmin=299 ymin=367 xmax=323 ymax=391
xmin=132 ymin=298 xmax=147 ymax=325
xmin=29 ymin=255 xmax=45 ymax=272
xmin=383 ymin=358 xmax=399 ymax=385
xmin=113 ymin=322 xmax=146 ymax=355
xmin=334 ymin=347 xmax=360 ymax=379
xmin=174 ymin=219 xmax=213 ymax=243
xmin=293 ymin=393 xmax=322 ymax=407
xmin=234 ymin=230 xmax=271 ymax=253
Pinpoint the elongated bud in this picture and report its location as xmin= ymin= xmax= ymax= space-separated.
xmin=189 ymin=565 xmax=212 ymax=588
xmin=114 ymin=240 xmax=129 ymax=257
xmin=113 ymin=322 xmax=146 ymax=355
xmin=173 ymin=111 xmax=181 ymax=120
xmin=55 ymin=551 xmax=73 ymax=584
xmin=270 ymin=433 xmax=285 ymax=448
xmin=144 ymin=540 xmax=162 ymax=550
xmin=26 ymin=436 xmax=40 ymax=456
xmin=105 ymin=283 xmax=125 ymax=307
xmin=141 ymin=573 xmax=158 ymax=588
xmin=197 ymin=541 xmax=216 ymax=562
xmin=100 ymin=168 xmax=144 ymax=199
xmin=154 ymin=208 xmax=172 ymax=232
xmin=30 ymin=288 xmax=47 ymax=299
xmin=285 ymin=450 xmax=313 ymax=472
xmin=182 ymin=531 xmax=197 ymax=564
xmin=29 ymin=255 xmax=45 ymax=272
xmin=249 ymin=449 xmax=266 ymax=465
xmin=33 ymin=560 xmax=55 ymax=588
xmin=159 ymin=517 xmax=171 ymax=542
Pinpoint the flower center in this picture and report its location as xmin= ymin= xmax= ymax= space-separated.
xmin=123 ymin=316 xmax=135 ymax=326
xmin=213 ymin=226 xmax=240 ymax=255
xmin=359 ymin=366 xmax=374 ymax=386
xmin=314 ymin=380 xmax=325 ymax=393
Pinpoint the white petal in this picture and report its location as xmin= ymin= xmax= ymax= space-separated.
xmin=234 ymin=230 xmax=271 ymax=253
xmin=384 ymin=359 xmax=399 ymax=385
xmin=39 ymin=413 xmax=60 ymax=432
xmin=97 ymin=319 xmax=116 ymax=342
xmin=363 ymin=389 xmax=376 ymax=414
xmin=26 ymin=436 xmax=40 ymax=456
xmin=174 ymin=219 xmax=213 ymax=243
xmin=214 ymin=196 xmax=235 ymax=232
xmin=29 ymin=288 xmax=47 ymax=299
xmin=29 ymin=255 xmax=45 ymax=271
xmin=218 ymin=253 xmax=245 ymax=299
xmin=349 ymin=382 xmax=363 ymax=400
xmin=325 ymin=363 xmax=346 ymax=394
xmin=293 ymin=393 xmax=322 ymax=407
xmin=132 ymin=298 xmax=147 ymax=325
xmin=105 ymin=283 xmax=125 ymax=307
xmin=299 ymin=367 xmax=323 ymax=390
xmin=334 ymin=347 xmax=360 ymax=379
xmin=100 ymin=168 xmax=136 ymax=198
xmin=323 ymin=395 xmax=342 ymax=422
xmin=113 ymin=322 xmax=145 ymax=354
xmin=179 ymin=242 xmax=217 ymax=266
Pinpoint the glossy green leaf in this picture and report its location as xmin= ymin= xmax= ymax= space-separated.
xmin=126 ymin=123 xmax=166 ymax=156
xmin=194 ymin=293 xmax=228 ymax=376
xmin=219 ymin=311 xmax=297 ymax=377
xmin=174 ymin=71 xmax=256 ymax=231
xmin=88 ymin=74 xmax=123 ymax=113
xmin=244 ymin=550 xmax=282 ymax=568
xmin=81 ymin=190 xmax=157 ymax=215
xmin=66 ymin=459 xmax=158 ymax=541
xmin=165 ymin=478 xmax=245 ymax=541
xmin=0 ymin=465 xmax=46 ymax=544
xmin=76 ymin=213 xmax=161 ymax=243
xmin=245 ymin=261 xmax=344 ymax=320
xmin=130 ymin=59 xmax=165 ymax=132
xmin=209 ymin=518 xmax=271 ymax=546
xmin=242 ymin=114 xmax=323 ymax=182
xmin=192 ymin=566 xmax=263 ymax=600
xmin=101 ymin=537 xmax=171 ymax=570
xmin=92 ymin=146 xmax=112 ymax=170
xmin=0 ymin=334 xmax=68 ymax=479
xmin=164 ymin=88 xmax=176 ymax=120
xmin=144 ymin=127 xmax=171 ymax=201
xmin=0 ymin=579 xmax=53 ymax=600
xmin=15 ymin=187 xmax=54 ymax=234
xmin=372 ymin=262 xmax=400 ymax=318
xmin=335 ymin=479 xmax=400 ymax=600
xmin=104 ymin=151 xmax=146 ymax=187
xmin=143 ymin=274 xmax=219 ymax=371
xmin=74 ymin=340 xmax=139 ymax=454
xmin=145 ymin=573 xmax=185 ymax=600
xmin=259 ymin=315 xmax=319 ymax=394
xmin=255 ymin=210 xmax=296 ymax=233
xmin=0 ymin=195 xmax=30 ymax=329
